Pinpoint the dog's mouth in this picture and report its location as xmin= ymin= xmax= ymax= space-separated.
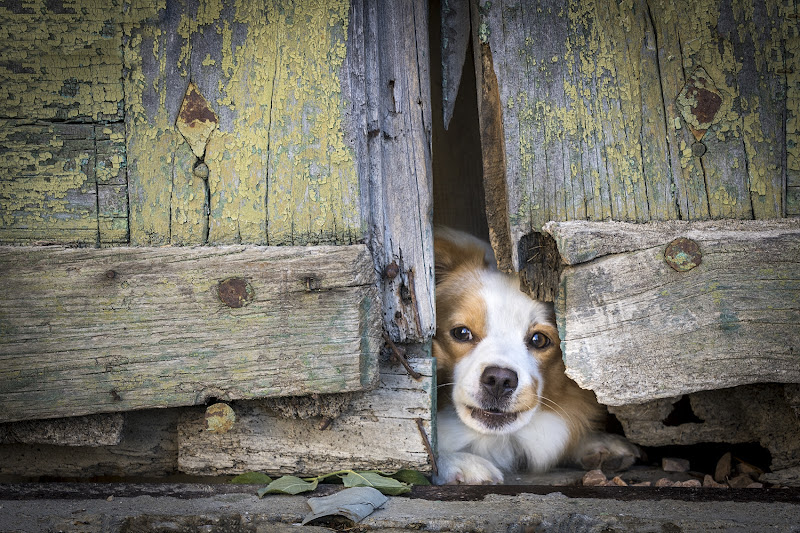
xmin=469 ymin=407 xmax=518 ymax=429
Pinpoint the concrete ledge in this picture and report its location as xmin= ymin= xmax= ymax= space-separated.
xmin=1 ymin=483 xmax=799 ymax=532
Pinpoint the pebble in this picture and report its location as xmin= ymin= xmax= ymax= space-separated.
xmin=728 ymin=474 xmax=756 ymax=488
xmin=702 ymin=474 xmax=728 ymax=488
xmin=662 ymin=457 xmax=691 ymax=473
xmin=582 ymin=469 xmax=607 ymax=487
xmin=715 ymin=452 xmax=732 ymax=483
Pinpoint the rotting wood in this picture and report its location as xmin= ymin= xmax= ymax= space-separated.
xmin=177 ymin=357 xmax=435 ymax=476
xmin=472 ymin=0 xmax=797 ymax=272
xmin=0 ymin=244 xmax=380 ymax=423
xmin=547 ymin=219 xmax=800 ymax=406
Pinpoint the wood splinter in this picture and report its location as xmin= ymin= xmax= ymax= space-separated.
xmin=415 ymin=417 xmax=438 ymax=477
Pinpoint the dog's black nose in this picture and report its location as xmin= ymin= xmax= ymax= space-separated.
xmin=480 ymin=366 xmax=518 ymax=399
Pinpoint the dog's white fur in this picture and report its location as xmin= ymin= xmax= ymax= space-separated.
xmin=432 ymin=228 xmax=638 ymax=484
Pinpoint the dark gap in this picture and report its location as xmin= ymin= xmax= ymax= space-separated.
xmin=641 ymin=442 xmax=773 ymax=476
xmin=429 ymin=0 xmax=489 ymax=241
xmin=662 ymin=395 xmax=705 ymax=427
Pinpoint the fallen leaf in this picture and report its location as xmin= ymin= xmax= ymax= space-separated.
xmin=341 ymin=471 xmax=411 ymax=495
xmin=258 ymin=475 xmax=318 ymax=496
xmin=230 ymin=472 xmax=273 ymax=485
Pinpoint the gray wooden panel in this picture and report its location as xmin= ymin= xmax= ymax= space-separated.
xmin=0 ymin=244 xmax=380 ymax=423
xmin=473 ymin=0 xmax=794 ymax=271
xmin=549 ymin=219 xmax=800 ymax=405
xmin=178 ymin=357 xmax=435 ymax=476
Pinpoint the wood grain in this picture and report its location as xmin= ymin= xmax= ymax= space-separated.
xmin=178 ymin=357 xmax=435 ymax=476
xmin=473 ymin=0 xmax=796 ymax=272
xmin=0 ymin=244 xmax=380 ymax=423
xmin=552 ymin=220 xmax=800 ymax=405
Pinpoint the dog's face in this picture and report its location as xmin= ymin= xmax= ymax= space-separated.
xmin=433 ymin=232 xmax=564 ymax=436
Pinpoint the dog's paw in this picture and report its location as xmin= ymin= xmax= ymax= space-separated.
xmin=434 ymin=452 xmax=505 ymax=485
xmin=573 ymin=432 xmax=642 ymax=472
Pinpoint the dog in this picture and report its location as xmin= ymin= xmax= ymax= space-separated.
xmin=432 ymin=228 xmax=639 ymax=484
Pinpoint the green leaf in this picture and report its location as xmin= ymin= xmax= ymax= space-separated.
xmin=258 ymin=475 xmax=319 ymax=496
xmin=341 ymin=471 xmax=411 ymax=496
xmin=386 ymin=469 xmax=430 ymax=486
xmin=229 ymin=472 xmax=273 ymax=485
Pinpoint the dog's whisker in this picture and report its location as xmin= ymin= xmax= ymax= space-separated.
xmin=436 ymin=382 xmax=455 ymax=389
xmin=537 ymin=394 xmax=575 ymax=426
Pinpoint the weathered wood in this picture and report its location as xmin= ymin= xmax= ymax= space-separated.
xmin=0 ymin=244 xmax=380 ymax=423
xmin=548 ymin=219 xmax=800 ymax=405
xmin=123 ymin=0 xmax=362 ymax=247
xmin=0 ymin=413 xmax=123 ymax=447
xmin=0 ymin=2 xmax=124 ymax=122
xmin=473 ymin=0 xmax=797 ymax=272
xmin=0 ymin=122 xmax=128 ymax=245
xmin=178 ymin=357 xmax=435 ymax=476
xmin=0 ymin=410 xmax=179 ymax=479
xmin=352 ymin=0 xmax=436 ymax=342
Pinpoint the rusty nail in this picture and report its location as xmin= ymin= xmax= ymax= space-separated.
xmin=665 ymin=237 xmax=702 ymax=272
xmin=382 ymin=331 xmax=422 ymax=380
xmin=105 ymin=270 xmax=117 ymax=279
xmin=193 ymin=162 xmax=209 ymax=179
xmin=205 ymin=402 xmax=236 ymax=434
xmin=217 ymin=277 xmax=254 ymax=308
xmin=691 ymin=142 xmax=707 ymax=157
xmin=415 ymin=418 xmax=438 ymax=476
xmin=385 ymin=261 xmax=400 ymax=280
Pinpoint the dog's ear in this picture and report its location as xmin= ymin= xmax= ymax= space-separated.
xmin=434 ymin=228 xmax=496 ymax=284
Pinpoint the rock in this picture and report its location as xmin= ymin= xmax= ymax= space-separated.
xmin=609 ymin=476 xmax=628 ymax=486
xmin=582 ymin=470 xmax=607 ymax=487
xmin=662 ymin=457 xmax=690 ymax=473
xmin=735 ymin=461 xmax=764 ymax=478
xmin=760 ymin=466 xmax=800 ymax=487
xmin=745 ymin=482 xmax=764 ymax=489
xmin=654 ymin=478 xmax=674 ymax=487
xmin=702 ymin=475 xmax=728 ymax=488
xmin=728 ymin=474 xmax=756 ymax=488
xmin=715 ymin=452 xmax=732 ymax=483
xmin=675 ymin=479 xmax=702 ymax=488
xmin=609 ymin=384 xmax=800 ymax=471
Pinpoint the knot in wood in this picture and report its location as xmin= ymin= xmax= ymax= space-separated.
xmin=664 ymin=237 xmax=702 ymax=272
xmin=217 ymin=277 xmax=254 ymax=308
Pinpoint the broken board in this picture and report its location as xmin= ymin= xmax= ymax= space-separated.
xmin=548 ymin=219 xmax=800 ymax=406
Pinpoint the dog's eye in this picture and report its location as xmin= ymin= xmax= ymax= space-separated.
xmin=451 ymin=326 xmax=474 ymax=342
xmin=529 ymin=332 xmax=550 ymax=349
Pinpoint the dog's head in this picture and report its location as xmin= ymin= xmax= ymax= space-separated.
xmin=433 ymin=229 xmax=565 ymax=435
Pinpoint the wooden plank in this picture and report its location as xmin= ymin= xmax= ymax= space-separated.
xmin=474 ymin=0 xmax=795 ymax=272
xmin=547 ymin=219 xmax=800 ymax=406
xmin=352 ymin=0 xmax=436 ymax=342
xmin=0 ymin=244 xmax=380 ymax=423
xmin=0 ymin=122 xmax=128 ymax=245
xmin=178 ymin=357 xmax=435 ymax=476
xmin=123 ymin=0 xmax=362 ymax=247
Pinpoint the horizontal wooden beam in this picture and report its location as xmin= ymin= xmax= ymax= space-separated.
xmin=0 ymin=244 xmax=380 ymax=423
xmin=178 ymin=357 xmax=435 ymax=476
xmin=547 ymin=219 xmax=800 ymax=405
